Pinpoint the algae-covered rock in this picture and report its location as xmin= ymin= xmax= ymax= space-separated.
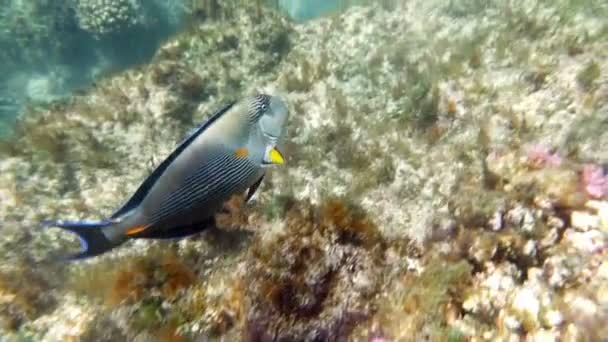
xmin=0 ymin=0 xmax=607 ymax=340
xmin=243 ymin=199 xmax=384 ymax=340
xmin=374 ymin=255 xmax=473 ymax=341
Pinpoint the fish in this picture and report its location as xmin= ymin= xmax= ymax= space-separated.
xmin=44 ymin=94 xmax=289 ymax=260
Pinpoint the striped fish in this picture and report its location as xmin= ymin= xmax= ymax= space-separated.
xmin=44 ymin=94 xmax=289 ymax=259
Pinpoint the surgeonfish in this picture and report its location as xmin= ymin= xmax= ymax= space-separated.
xmin=44 ymin=94 xmax=289 ymax=259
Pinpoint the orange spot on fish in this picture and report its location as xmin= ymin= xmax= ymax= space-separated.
xmin=235 ymin=148 xmax=249 ymax=159
xmin=126 ymin=224 xmax=150 ymax=236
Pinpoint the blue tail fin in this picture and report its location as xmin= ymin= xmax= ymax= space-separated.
xmin=42 ymin=220 xmax=116 ymax=260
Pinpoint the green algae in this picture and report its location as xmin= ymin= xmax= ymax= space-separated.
xmin=446 ymin=328 xmax=467 ymax=342
xmin=576 ymin=60 xmax=601 ymax=91
xmin=402 ymin=258 xmax=472 ymax=320
xmin=374 ymin=253 xmax=473 ymax=340
xmin=263 ymin=192 xmax=296 ymax=221
xmin=131 ymin=299 xmax=164 ymax=333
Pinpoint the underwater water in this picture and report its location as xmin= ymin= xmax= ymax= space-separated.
xmin=0 ymin=0 xmax=348 ymax=138
xmin=0 ymin=0 xmax=607 ymax=340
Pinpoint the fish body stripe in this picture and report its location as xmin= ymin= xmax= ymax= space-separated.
xmin=150 ymin=152 xmax=235 ymax=222
xmin=153 ymin=159 xmax=234 ymax=219
xmin=150 ymin=163 xmax=254 ymax=225
xmin=163 ymin=152 xmax=231 ymax=203
xmin=148 ymin=151 xmax=256 ymax=224
xmin=110 ymin=101 xmax=237 ymax=220
xmin=179 ymin=157 xmax=254 ymax=210
xmin=171 ymin=153 xmax=244 ymax=202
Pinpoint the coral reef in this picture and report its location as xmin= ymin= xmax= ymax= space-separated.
xmin=106 ymin=253 xmax=196 ymax=306
xmin=581 ymin=164 xmax=608 ymax=199
xmin=0 ymin=1 xmax=77 ymax=69
xmin=0 ymin=264 xmax=56 ymax=331
xmin=73 ymin=0 xmax=144 ymax=37
xmin=373 ymin=255 xmax=472 ymax=341
xmin=0 ymin=0 xmax=607 ymax=340
xmin=0 ymin=0 xmax=186 ymax=139
xmin=243 ymin=199 xmax=384 ymax=340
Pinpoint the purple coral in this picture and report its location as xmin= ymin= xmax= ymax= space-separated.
xmin=526 ymin=144 xmax=563 ymax=169
xmin=581 ymin=164 xmax=608 ymax=199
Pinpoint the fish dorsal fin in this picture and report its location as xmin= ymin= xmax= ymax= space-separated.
xmin=110 ymin=101 xmax=237 ymax=220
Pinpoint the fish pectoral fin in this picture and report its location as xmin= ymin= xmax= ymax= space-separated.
xmin=125 ymin=224 xmax=151 ymax=237
xmin=246 ymin=174 xmax=265 ymax=203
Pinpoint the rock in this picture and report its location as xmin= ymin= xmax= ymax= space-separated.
xmin=503 ymin=314 xmax=522 ymax=332
xmin=563 ymin=323 xmax=583 ymax=341
xmin=564 ymin=294 xmax=599 ymax=317
xmin=1 ymin=1 xmax=608 ymax=340
xmin=586 ymin=200 xmax=608 ymax=232
xmin=489 ymin=209 xmax=504 ymax=231
xmin=542 ymin=310 xmax=563 ymax=329
xmin=596 ymin=285 xmax=608 ymax=307
xmin=528 ymin=329 xmax=559 ymax=342
xmin=505 ymin=205 xmax=537 ymax=234
xmin=543 ymin=255 xmax=575 ymax=289
xmin=522 ymin=240 xmax=538 ymax=259
xmin=598 ymin=261 xmax=608 ymax=279
xmin=570 ymin=211 xmax=600 ymax=231
xmin=512 ymin=288 xmax=540 ymax=320
xmin=563 ymin=229 xmax=606 ymax=254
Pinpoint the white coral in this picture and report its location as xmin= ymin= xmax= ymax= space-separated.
xmin=74 ymin=0 xmax=142 ymax=36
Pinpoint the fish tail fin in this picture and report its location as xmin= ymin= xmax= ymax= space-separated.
xmin=42 ymin=220 xmax=118 ymax=260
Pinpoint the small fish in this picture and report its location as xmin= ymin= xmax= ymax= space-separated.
xmin=44 ymin=94 xmax=289 ymax=259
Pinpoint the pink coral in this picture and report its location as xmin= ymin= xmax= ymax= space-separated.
xmin=526 ymin=144 xmax=563 ymax=169
xmin=582 ymin=164 xmax=608 ymax=199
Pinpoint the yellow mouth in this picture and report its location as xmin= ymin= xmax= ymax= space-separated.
xmin=269 ymin=147 xmax=285 ymax=165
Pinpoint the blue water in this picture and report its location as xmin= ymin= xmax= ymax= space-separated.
xmin=280 ymin=0 xmax=342 ymax=21
xmin=0 ymin=0 xmax=341 ymax=139
xmin=0 ymin=0 xmax=185 ymax=138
